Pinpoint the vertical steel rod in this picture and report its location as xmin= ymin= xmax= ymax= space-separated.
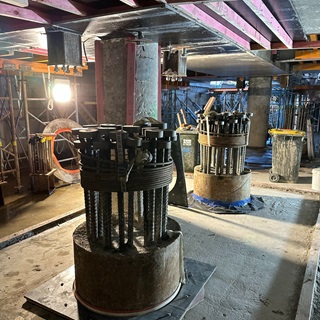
xmin=127 ymin=191 xmax=134 ymax=247
xmin=118 ymin=192 xmax=125 ymax=249
xmin=143 ymin=190 xmax=150 ymax=245
xmin=6 ymin=75 xmax=22 ymax=191
xmin=104 ymin=192 xmax=112 ymax=249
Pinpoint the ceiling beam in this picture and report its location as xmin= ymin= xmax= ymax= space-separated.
xmin=133 ymin=0 xmax=162 ymax=6
xmin=0 ymin=58 xmax=87 ymax=75
xmin=31 ymin=0 xmax=93 ymax=16
xmin=275 ymin=49 xmax=320 ymax=63
xmin=251 ymin=40 xmax=320 ymax=50
xmin=0 ymin=0 xmax=28 ymax=7
xmin=1 ymin=51 xmax=34 ymax=59
xmin=118 ymin=0 xmax=139 ymax=7
xmin=0 ymin=3 xmax=51 ymax=24
xmin=295 ymin=49 xmax=320 ymax=61
xmin=292 ymin=62 xmax=320 ymax=71
xmin=177 ymin=4 xmax=251 ymax=51
xmin=205 ymin=2 xmax=270 ymax=49
xmin=294 ymin=85 xmax=320 ymax=91
xmin=160 ymin=0 xmax=238 ymax=3
xmin=0 ymin=50 xmax=13 ymax=56
xmin=309 ymin=34 xmax=318 ymax=41
xmin=241 ymin=0 xmax=293 ymax=49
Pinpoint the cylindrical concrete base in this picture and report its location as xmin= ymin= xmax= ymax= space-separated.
xmin=193 ymin=166 xmax=251 ymax=206
xmin=73 ymin=218 xmax=182 ymax=317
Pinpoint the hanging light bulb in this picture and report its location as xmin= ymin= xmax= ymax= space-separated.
xmin=52 ymin=78 xmax=71 ymax=103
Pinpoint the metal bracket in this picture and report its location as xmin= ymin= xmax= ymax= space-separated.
xmin=169 ymin=134 xmax=188 ymax=207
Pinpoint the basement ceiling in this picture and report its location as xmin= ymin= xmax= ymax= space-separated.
xmin=0 ymin=0 xmax=320 ymax=80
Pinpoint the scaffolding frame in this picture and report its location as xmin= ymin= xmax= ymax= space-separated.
xmin=0 ymin=70 xmax=97 ymax=195
xmin=161 ymin=88 xmax=248 ymax=129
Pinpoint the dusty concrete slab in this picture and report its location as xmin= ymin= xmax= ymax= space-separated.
xmin=0 ymin=180 xmax=319 ymax=320
xmin=296 ymin=208 xmax=320 ymax=320
xmin=170 ymin=185 xmax=319 ymax=320
xmin=0 ymin=183 xmax=84 ymax=239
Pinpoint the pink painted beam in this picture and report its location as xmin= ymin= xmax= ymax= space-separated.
xmin=178 ymin=4 xmax=251 ymax=51
xmin=205 ymin=2 xmax=270 ymax=49
xmin=119 ymin=0 xmax=139 ymax=7
xmin=242 ymin=0 xmax=293 ymax=49
xmin=1 ymin=0 xmax=28 ymax=7
xmin=0 ymin=3 xmax=50 ymax=23
xmin=31 ymin=0 xmax=92 ymax=16
xmin=20 ymin=48 xmax=48 ymax=55
xmin=164 ymin=0 xmax=239 ymax=3
xmin=268 ymin=41 xmax=320 ymax=50
xmin=157 ymin=44 xmax=162 ymax=121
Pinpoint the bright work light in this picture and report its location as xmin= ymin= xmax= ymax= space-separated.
xmin=52 ymin=78 xmax=71 ymax=103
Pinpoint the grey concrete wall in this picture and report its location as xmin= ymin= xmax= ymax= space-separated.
xmin=134 ymin=43 xmax=159 ymax=122
xmin=101 ymin=38 xmax=128 ymax=124
xmin=247 ymin=76 xmax=272 ymax=147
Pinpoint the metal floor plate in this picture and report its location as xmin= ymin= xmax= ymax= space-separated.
xmin=25 ymin=258 xmax=216 ymax=320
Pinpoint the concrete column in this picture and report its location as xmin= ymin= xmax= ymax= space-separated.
xmin=247 ymin=76 xmax=272 ymax=147
xmin=95 ymin=38 xmax=160 ymax=125
xmin=133 ymin=44 xmax=160 ymax=123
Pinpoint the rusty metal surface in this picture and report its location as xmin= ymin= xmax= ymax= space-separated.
xmin=25 ymin=257 xmax=216 ymax=320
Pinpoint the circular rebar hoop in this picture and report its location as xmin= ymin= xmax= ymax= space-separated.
xmin=74 ymin=123 xmax=175 ymax=250
xmin=197 ymin=112 xmax=252 ymax=176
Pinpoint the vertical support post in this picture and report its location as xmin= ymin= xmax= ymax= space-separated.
xmin=22 ymin=77 xmax=33 ymax=175
xmin=157 ymin=44 xmax=162 ymax=121
xmin=247 ymin=76 xmax=272 ymax=147
xmin=126 ymin=41 xmax=136 ymax=125
xmin=95 ymin=40 xmax=106 ymax=124
xmin=74 ymin=77 xmax=79 ymax=124
xmin=6 ymin=75 xmax=22 ymax=192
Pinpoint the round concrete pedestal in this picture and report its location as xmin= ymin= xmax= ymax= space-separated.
xmin=73 ymin=218 xmax=182 ymax=317
xmin=193 ymin=165 xmax=251 ymax=206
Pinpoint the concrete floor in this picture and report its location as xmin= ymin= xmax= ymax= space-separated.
xmin=0 ymin=156 xmax=319 ymax=320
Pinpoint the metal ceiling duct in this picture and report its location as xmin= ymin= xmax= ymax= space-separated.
xmin=46 ymin=29 xmax=82 ymax=67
